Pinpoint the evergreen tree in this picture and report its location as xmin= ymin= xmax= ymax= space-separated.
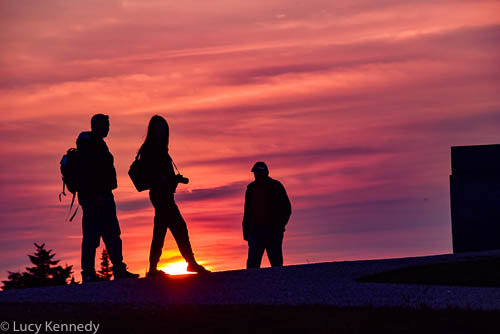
xmin=97 ymin=248 xmax=112 ymax=280
xmin=1 ymin=243 xmax=73 ymax=290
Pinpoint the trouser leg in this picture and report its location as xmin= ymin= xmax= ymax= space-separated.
xmin=266 ymin=232 xmax=284 ymax=267
xmin=149 ymin=212 xmax=168 ymax=269
xmin=169 ymin=203 xmax=196 ymax=263
xmin=148 ymin=191 xmax=169 ymax=269
xmin=81 ymin=235 xmax=99 ymax=274
xmin=102 ymin=234 xmax=124 ymax=269
xmin=247 ymin=236 xmax=266 ymax=269
xmin=149 ymin=191 xmax=197 ymax=266
xmin=80 ymin=194 xmax=101 ymax=275
xmin=100 ymin=193 xmax=125 ymax=270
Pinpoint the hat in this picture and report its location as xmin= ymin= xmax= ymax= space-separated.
xmin=251 ymin=161 xmax=268 ymax=172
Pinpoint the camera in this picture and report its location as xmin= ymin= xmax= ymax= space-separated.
xmin=176 ymin=174 xmax=189 ymax=184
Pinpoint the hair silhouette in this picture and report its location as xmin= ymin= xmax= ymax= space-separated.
xmin=139 ymin=115 xmax=170 ymax=155
xmin=90 ymin=113 xmax=109 ymax=130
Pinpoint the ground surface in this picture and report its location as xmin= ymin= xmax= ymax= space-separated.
xmin=1 ymin=251 xmax=500 ymax=333
xmin=1 ymin=303 xmax=500 ymax=334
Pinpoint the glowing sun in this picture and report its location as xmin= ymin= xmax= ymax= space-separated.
xmin=158 ymin=261 xmax=195 ymax=275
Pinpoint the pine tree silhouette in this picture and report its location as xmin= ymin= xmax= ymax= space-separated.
xmin=97 ymin=248 xmax=112 ymax=281
xmin=1 ymin=243 xmax=73 ymax=290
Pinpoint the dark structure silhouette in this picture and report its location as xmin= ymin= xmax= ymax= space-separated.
xmin=450 ymin=144 xmax=500 ymax=253
xmin=1 ymin=243 xmax=73 ymax=290
xmin=243 ymin=162 xmax=291 ymax=268
xmin=77 ymin=114 xmax=139 ymax=282
xmin=135 ymin=115 xmax=209 ymax=277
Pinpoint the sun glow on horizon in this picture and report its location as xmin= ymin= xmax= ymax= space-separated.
xmin=158 ymin=261 xmax=196 ymax=276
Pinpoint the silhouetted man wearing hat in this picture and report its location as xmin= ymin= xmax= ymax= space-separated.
xmin=243 ymin=162 xmax=291 ymax=268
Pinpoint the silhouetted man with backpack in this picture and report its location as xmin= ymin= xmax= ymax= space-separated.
xmin=243 ymin=162 xmax=291 ymax=268
xmin=76 ymin=114 xmax=139 ymax=282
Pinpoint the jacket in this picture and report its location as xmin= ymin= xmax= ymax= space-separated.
xmin=76 ymin=131 xmax=117 ymax=194
xmin=138 ymin=143 xmax=178 ymax=193
xmin=242 ymin=177 xmax=291 ymax=240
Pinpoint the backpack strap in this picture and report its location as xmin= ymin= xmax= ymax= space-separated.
xmin=170 ymin=155 xmax=181 ymax=174
xmin=64 ymin=192 xmax=79 ymax=223
xmin=58 ymin=182 xmax=67 ymax=202
xmin=68 ymin=203 xmax=79 ymax=222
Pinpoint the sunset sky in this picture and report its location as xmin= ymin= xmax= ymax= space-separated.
xmin=1 ymin=0 xmax=499 ymax=280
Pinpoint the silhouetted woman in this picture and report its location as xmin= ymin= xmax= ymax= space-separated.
xmin=138 ymin=115 xmax=209 ymax=276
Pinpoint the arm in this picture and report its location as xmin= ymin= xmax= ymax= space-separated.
xmin=279 ymin=183 xmax=292 ymax=228
xmin=165 ymin=154 xmax=180 ymax=193
xmin=242 ymin=187 xmax=251 ymax=241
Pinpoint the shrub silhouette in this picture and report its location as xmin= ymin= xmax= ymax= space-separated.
xmin=98 ymin=248 xmax=112 ymax=280
xmin=1 ymin=243 xmax=73 ymax=290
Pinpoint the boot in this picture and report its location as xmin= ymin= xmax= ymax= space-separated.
xmin=146 ymin=268 xmax=169 ymax=278
xmin=113 ymin=264 xmax=140 ymax=279
xmin=81 ymin=271 xmax=107 ymax=283
xmin=187 ymin=261 xmax=211 ymax=274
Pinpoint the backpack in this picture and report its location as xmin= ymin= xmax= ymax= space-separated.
xmin=59 ymin=148 xmax=81 ymax=221
xmin=128 ymin=153 xmax=151 ymax=192
xmin=128 ymin=151 xmax=185 ymax=192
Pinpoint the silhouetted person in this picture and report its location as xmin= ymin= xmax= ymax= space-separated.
xmin=243 ymin=162 xmax=291 ymax=268
xmin=77 ymin=114 xmax=139 ymax=282
xmin=138 ymin=115 xmax=209 ymax=277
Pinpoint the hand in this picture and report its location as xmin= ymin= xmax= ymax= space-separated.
xmin=176 ymin=174 xmax=189 ymax=184
xmin=244 ymin=233 xmax=254 ymax=243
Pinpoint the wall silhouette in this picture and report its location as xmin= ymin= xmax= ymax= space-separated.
xmin=450 ymin=144 xmax=500 ymax=253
